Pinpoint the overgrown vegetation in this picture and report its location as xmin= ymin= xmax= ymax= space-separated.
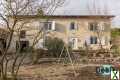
xmin=31 ymin=37 xmax=73 ymax=64
xmin=111 ymin=28 xmax=120 ymax=56
xmin=45 ymin=37 xmax=66 ymax=57
xmin=111 ymin=45 xmax=120 ymax=56
xmin=111 ymin=28 xmax=120 ymax=38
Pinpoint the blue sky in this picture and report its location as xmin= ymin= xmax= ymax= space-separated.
xmin=55 ymin=0 xmax=120 ymax=27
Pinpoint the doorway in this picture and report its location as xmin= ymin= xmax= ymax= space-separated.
xmin=16 ymin=41 xmax=29 ymax=52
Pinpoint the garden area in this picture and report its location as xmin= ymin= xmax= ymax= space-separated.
xmin=18 ymin=63 xmax=110 ymax=80
xmin=0 ymin=36 xmax=119 ymax=80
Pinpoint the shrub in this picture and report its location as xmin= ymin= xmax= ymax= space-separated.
xmin=111 ymin=45 xmax=120 ymax=56
xmin=45 ymin=37 xmax=71 ymax=57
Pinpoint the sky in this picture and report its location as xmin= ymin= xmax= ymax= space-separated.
xmin=55 ymin=0 xmax=120 ymax=27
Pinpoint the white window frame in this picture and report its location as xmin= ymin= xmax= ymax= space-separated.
xmin=44 ymin=21 xmax=55 ymax=31
xmin=70 ymin=22 xmax=78 ymax=30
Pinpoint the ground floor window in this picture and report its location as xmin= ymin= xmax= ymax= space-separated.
xmin=90 ymin=36 xmax=97 ymax=44
xmin=16 ymin=41 xmax=29 ymax=52
xmin=0 ymin=39 xmax=6 ymax=55
xmin=0 ymin=39 xmax=6 ymax=49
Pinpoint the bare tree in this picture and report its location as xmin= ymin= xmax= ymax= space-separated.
xmin=0 ymin=0 xmax=65 ymax=80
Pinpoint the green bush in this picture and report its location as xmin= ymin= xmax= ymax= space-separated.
xmin=45 ymin=37 xmax=72 ymax=57
xmin=111 ymin=45 xmax=120 ymax=56
xmin=111 ymin=28 xmax=120 ymax=38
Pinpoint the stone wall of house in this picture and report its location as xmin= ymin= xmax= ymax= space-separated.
xmin=8 ymin=16 xmax=112 ymax=52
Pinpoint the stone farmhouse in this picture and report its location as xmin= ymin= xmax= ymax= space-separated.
xmin=8 ymin=15 xmax=114 ymax=52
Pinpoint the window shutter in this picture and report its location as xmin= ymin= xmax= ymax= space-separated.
xmin=97 ymin=23 xmax=101 ymax=30
xmin=101 ymin=23 xmax=105 ymax=31
xmin=86 ymin=36 xmax=90 ymax=45
xmin=105 ymin=36 xmax=108 ymax=45
xmin=97 ymin=23 xmax=103 ymax=31
xmin=88 ymin=23 xmax=90 ymax=30
xmin=75 ymin=38 xmax=78 ymax=49
xmin=97 ymin=38 xmax=100 ymax=44
xmin=39 ymin=22 xmax=44 ymax=30
xmin=75 ymin=38 xmax=78 ymax=47
xmin=76 ymin=23 xmax=79 ymax=30
xmin=101 ymin=37 xmax=105 ymax=45
xmin=44 ymin=22 xmax=48 ymax=30
xmin=102 ymin=24 xmax=105 ymax=31
xmin=52 ymin=21 xmax=55 ymax=30
xmin=104 ymin=23 xmax=110 ymax=31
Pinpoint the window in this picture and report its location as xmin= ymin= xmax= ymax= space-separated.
xmin=89 ymin=23 xmax=98 ymax=31
xmin=20 ymin=30 xmax=26 ymax=38
xmin=44 ymin=21 xmax=55 ymax=31
xmin=69 ymin=38 xmax=78 ymax=49
xmin=70 ymin=22 xmax=76 ymax=30
xmin=100 ymin=25 xmax=105 ymax=31
xmin=0 ymin=39 xmax=6 ymax=49
xmin=70 ymin=22 xmax=78 ymax=30
xmin=90 ymin=36 xmax=97 ymax=44
xmin=16 ymin=41 xmax=29 ymax=52
xmin=44 ymin=22 xmax=52 ymax=30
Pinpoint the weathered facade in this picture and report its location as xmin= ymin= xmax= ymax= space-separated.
xmin=8 ymin=15 xmax=114 ymax=52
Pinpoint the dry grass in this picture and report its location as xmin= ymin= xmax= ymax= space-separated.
xmin=18 ymin=63 xmax=111 ymax=80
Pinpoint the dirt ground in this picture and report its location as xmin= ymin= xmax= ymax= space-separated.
xmin=18 ymin=63 xmax=110 ymax=80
